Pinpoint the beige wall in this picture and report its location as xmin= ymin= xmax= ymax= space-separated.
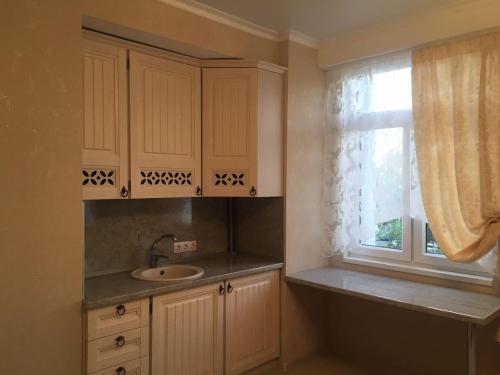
xmin=284 ymin=41 xmax=327 ymax=275
xmin=319 ymin=0 xmax=500 ymax=68
xmin=281 ymin=41 xmax=329 ymax=367
xmin=83 ymin=0 xmax=281 ymax=64
xmin=0 ymin=1 xmax=84 ymax=374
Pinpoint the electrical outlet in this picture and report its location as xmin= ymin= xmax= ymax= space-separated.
xmin=173 ymin=240 xmax=197 ymax=254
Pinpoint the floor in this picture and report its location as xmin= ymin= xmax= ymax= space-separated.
xmin=249 ymin=355 xmax=387 ymax=375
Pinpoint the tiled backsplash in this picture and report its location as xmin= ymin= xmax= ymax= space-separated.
xmin=84 ymin=197 xmax=284 ymax=277
xmin=234 ymin=198 xmax=284 ymax=261
xmin=84 ymin=198 xmax=228 ymax=276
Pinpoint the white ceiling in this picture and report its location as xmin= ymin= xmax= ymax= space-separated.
xmin=195 ymin=0 xmax=459 ymax=39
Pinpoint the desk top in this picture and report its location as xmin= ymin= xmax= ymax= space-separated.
xmin=287 ymin=267 xmax=500 ymax=325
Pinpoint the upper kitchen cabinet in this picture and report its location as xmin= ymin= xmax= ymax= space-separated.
xmin=82 ymin=38 xmax=129 ymax=200
xmin=129 ymin=51 xmax=202 ymax=199
xmin=81 ymin=32 xmax=284 ymax=200
xmin=202 ymin=64 xmax=285 ymax=197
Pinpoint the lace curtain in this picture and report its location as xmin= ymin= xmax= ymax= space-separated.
xmin=322 ymin=52 xmax=413 ymax=257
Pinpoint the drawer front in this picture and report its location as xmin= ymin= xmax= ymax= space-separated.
xmin=90 ymin=357 xmax=149 ymax=375
xmin=88 ymin=299 xmax=149 ymax=340
xmin=87 ymin=327 xmax=149 ymax=373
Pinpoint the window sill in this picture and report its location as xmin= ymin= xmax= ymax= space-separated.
xmin=343 ymin=254 xmax=494 ymax=287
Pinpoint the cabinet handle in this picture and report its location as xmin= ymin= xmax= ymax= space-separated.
xmin=218 ymin=285 xmax=225 ymax=295
xmin=115 ymin=367 xmax=126 ymax=375
xmin=227 ymin=282 xmax=233 ymax=294
xmin=196 ymin=185 xmax=202 ymax=196
xmin=115 ymin=335 xmax=126 ymax=348
xmin=249 ymin=186 xmax=256 ymax=196
xmin=115 ymin=304 xmax=126 ymax=317
xmin=120 ymin=186 xmax=129 ymax=198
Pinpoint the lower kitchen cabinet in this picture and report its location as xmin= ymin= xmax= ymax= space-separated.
xmin=151 ymin=270 xmax=280 ymax=375
xmin=151 ymin=283 xmax=225 ymax=375
xmin=225 ymin=271 xmax=280 ymax=375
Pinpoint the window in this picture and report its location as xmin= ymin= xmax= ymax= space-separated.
xmin=337 ymin=56 xmax=493 ymax=283
xmin=425 ymin=224 xmax=442 ymax=255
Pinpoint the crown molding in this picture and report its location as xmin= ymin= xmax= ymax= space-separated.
xmin=201 ymin=59 xmax=287 ymax=73
xmin=159 ymin=0 xmax=281 ymax=41
xmin=159 ymin=0 xmax=319 ymax=48
xmin=284 ymin=30 xmax=320 ymax=49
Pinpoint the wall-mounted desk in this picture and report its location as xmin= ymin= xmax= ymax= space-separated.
xmin=287 ymin=267 xmax=500 ymax=375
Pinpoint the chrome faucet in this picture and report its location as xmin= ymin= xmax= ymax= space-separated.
xmin=149 ymin=234 xmax=177 ymax=268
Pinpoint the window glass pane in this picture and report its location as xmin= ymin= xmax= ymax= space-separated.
xmin=372 ymin=67 xmax=412 ymax=112
xmin=359 ymin=127 xmax=404 ymax=250
xmin=425 ymin=223 xmax=444 ymax=255
xmin=362 ymin=217 xmax=403 ymax=249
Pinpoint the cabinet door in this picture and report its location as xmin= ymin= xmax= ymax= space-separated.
xmin=82 ymin=39 xmax=128 ymax=200
xmin=202 ymin=68 xmax=257 ymax=197
xmin=225 ymin=271 xmax=280 ymax=374
xmin=129 ymin=51 xmax=201 ymax=198
xmin=152 ymin=283 xmax=224 ymax=375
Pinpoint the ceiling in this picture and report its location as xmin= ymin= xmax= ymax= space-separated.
xmin=195 ymin=0 xmax=459 ymax=39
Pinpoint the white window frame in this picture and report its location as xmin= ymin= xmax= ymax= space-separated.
xmin=349 ymin=113 xmax=412 ymax=263
xmin=412 ymin=220 xmax=487 ymax=274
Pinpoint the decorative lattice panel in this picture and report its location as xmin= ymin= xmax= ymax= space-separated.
xmin=140 ymin=170 xmax=192 ymax=186
xmin=213 ymin=172 xmax=246 ymax=187
xmin=82 ymin=169 xmax=116 ymax=186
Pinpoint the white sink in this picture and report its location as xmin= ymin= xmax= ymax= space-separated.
xmin=131 ymin=264 xmax=204 ymax=282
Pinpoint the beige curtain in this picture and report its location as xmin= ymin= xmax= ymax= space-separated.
xmin=412 ymin=31 xmax=500 ymax=263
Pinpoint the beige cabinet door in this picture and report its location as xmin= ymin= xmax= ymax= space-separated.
xmin=129 ymin=51 xmax=201 ymax=198
xmin=202 ymin=67 xmax=284 ymax=197
xmin=151 ymin=283 xmax=224 ymax=375
xmin=202 ymin=68 xmax=258 ymax=197
xmin=225 ymin=271 xmax=280 ymax=374
xmin=82 ymin=38 xmax=128 ymax=200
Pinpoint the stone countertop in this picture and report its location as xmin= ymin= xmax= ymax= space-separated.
xmin=287 ymin=267 xmax=500 ymax=325
xmin=84 ymin=253 xmax=283 ymax=310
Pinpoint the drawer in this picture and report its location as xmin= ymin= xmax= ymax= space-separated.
xmin=90 ymin=357 xmax=149 ymax=375
xmin=87 ymin=326 xmax=149 ymax=373
xmin=88 ymin=298 xmax=149 ymax=340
